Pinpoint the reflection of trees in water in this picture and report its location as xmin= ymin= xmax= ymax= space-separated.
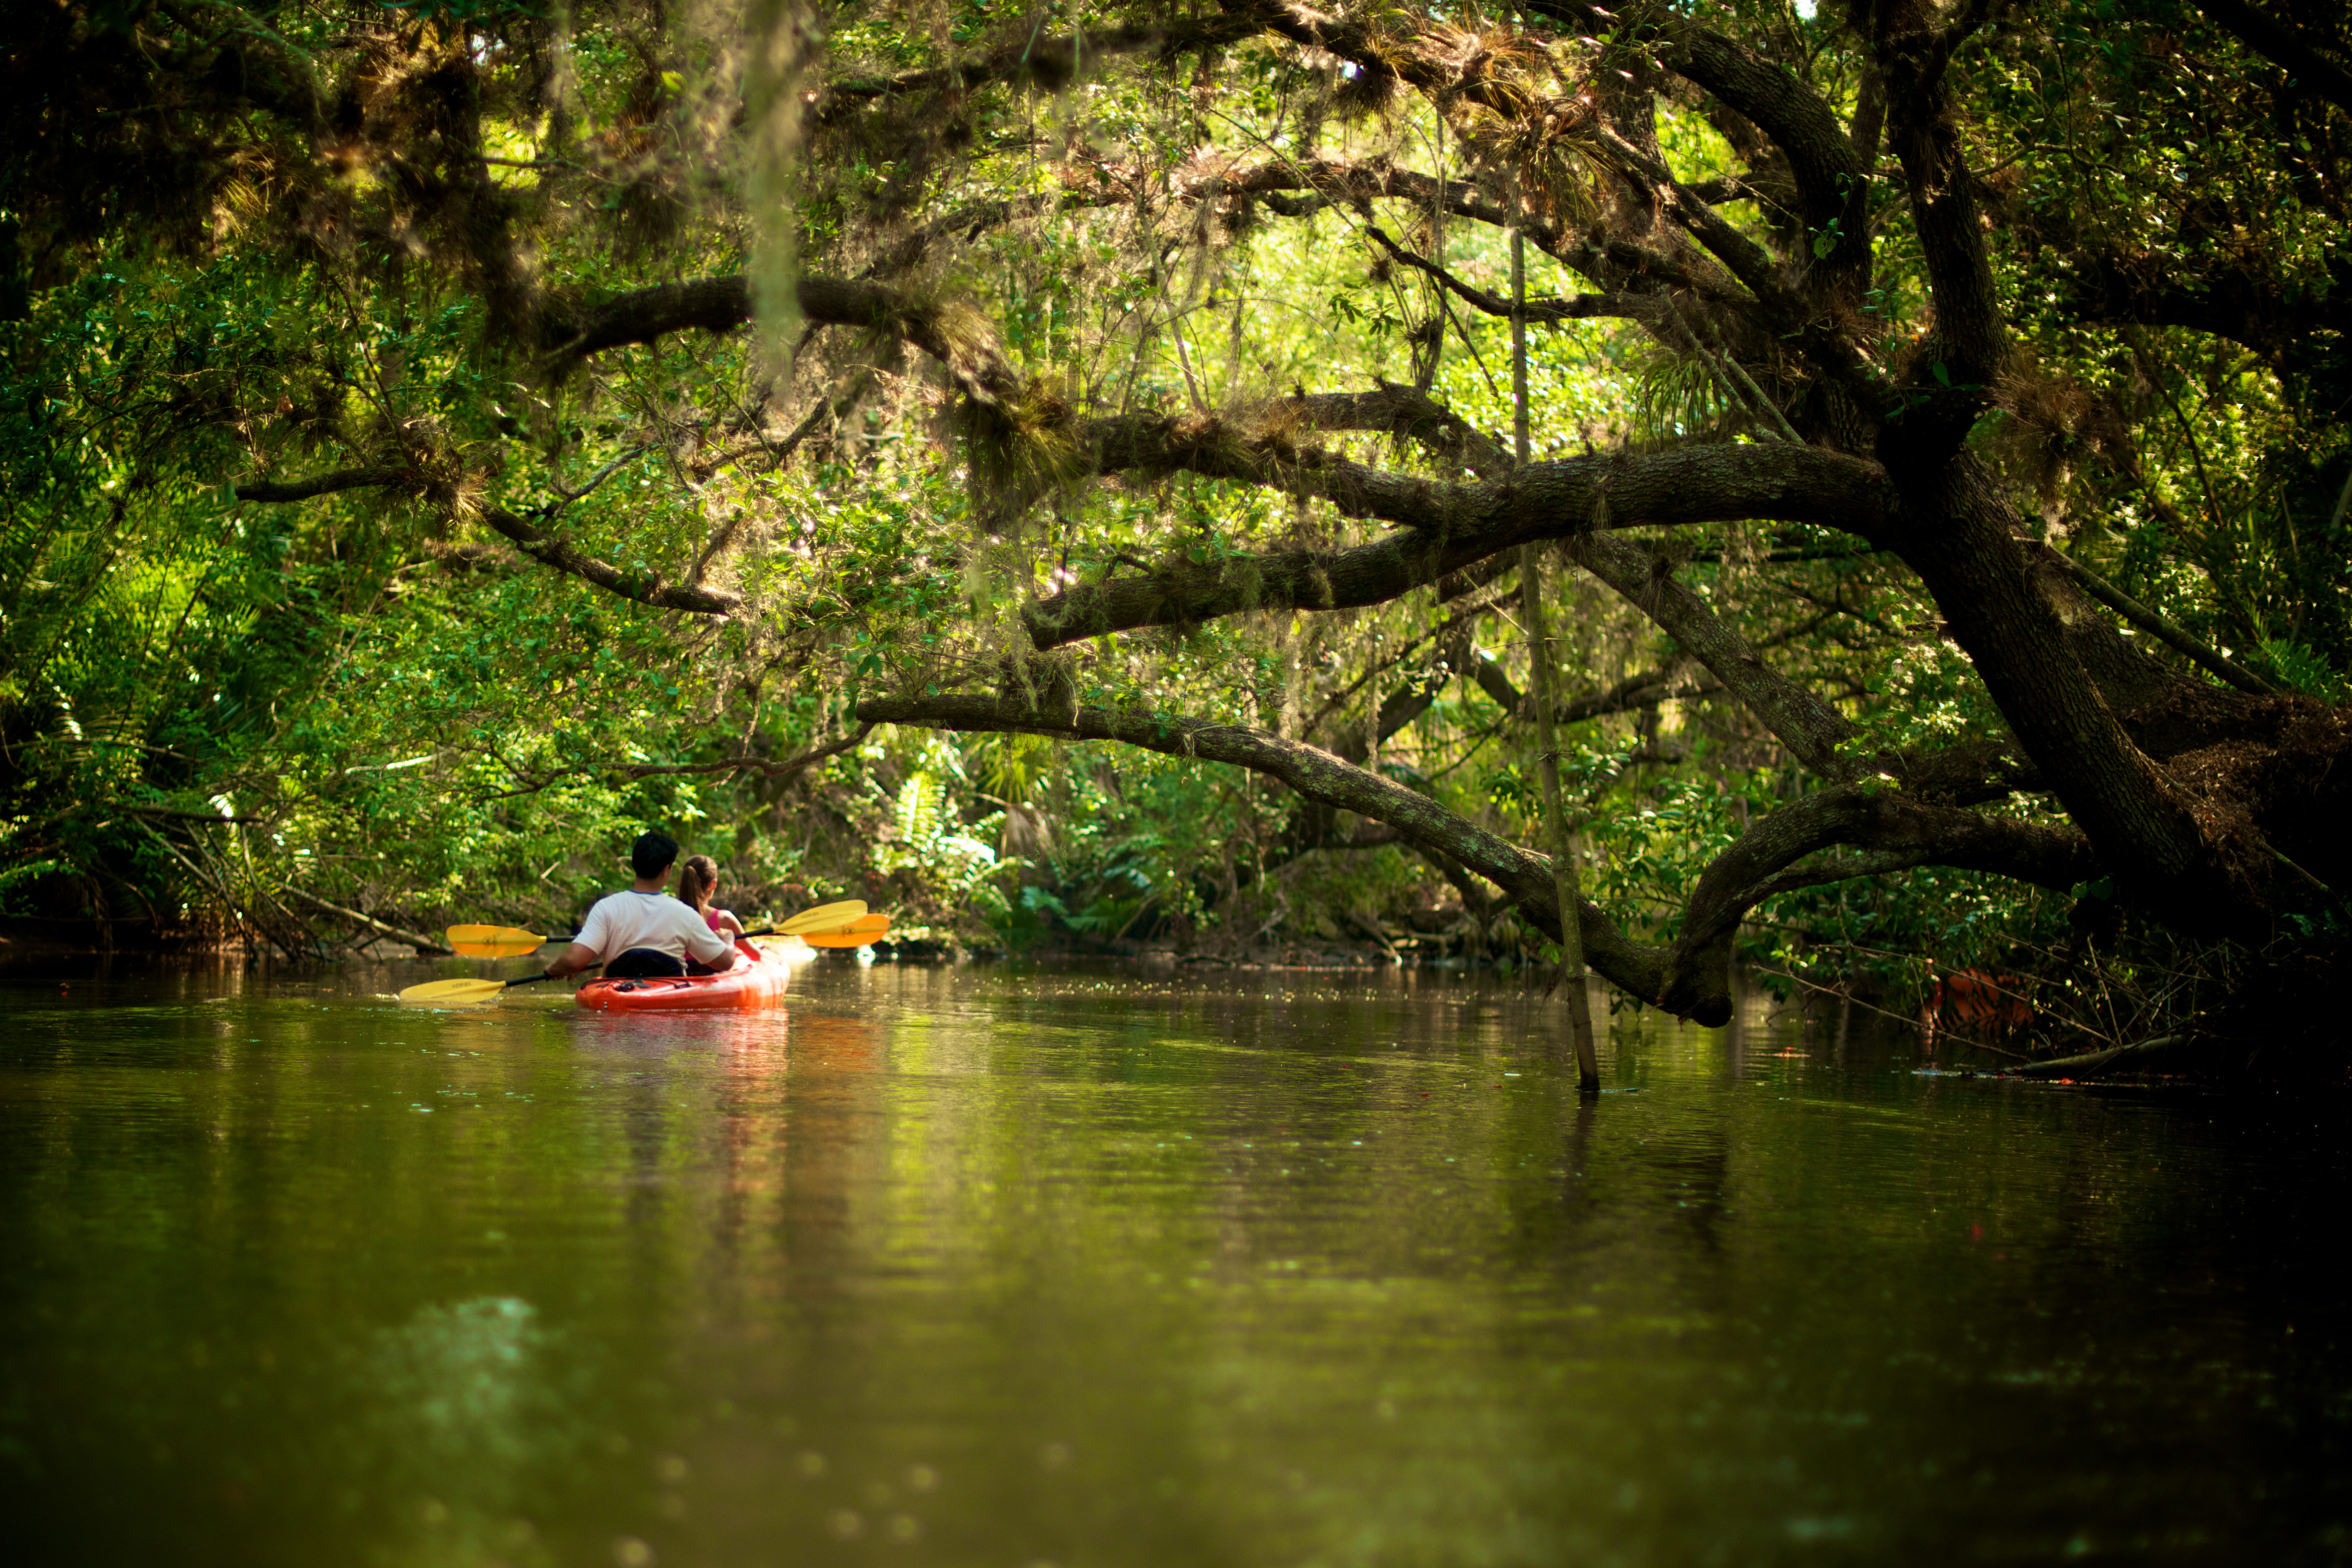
xmin=791 ymin=1013 xmax=884 ymax=1074
xmin=708 ymin=1012 xmax=794 ymax=1259
xmin=1488 ymin=1037 xmax=1735 ymax=1296
xmin=774 ymin=1012 xmax=889 ymax=1280
xmin=696 ymin=1010 xmax=891 ymax=1301
xmin=660 ymin=1007 xmax=911 ymax=1556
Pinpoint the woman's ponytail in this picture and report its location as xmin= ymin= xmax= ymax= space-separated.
xmin=678 ymin=853 xmax=719 ymax=913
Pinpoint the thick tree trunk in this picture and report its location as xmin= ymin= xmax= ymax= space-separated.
xmin=1889 ymin=454 xmax=2271 ymax=933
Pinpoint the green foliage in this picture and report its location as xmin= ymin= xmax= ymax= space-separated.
xmin=1 ymin=0 xmax=2345 ymax=999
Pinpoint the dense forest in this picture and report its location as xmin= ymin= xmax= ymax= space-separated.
xmin=3 ymin=0 xmax=2349 ymax=1067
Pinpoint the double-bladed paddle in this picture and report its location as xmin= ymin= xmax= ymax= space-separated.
xmin=403 ymin=900 xmax=879 ymax=1002
xmin=444 ymin=899 xmax=870 ymax=954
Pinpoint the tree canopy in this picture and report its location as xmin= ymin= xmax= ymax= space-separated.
xmin=5 ymin=0 xmax=2351 ymax=1045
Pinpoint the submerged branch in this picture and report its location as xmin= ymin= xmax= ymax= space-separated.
xmin=2010 ymin=1034 xmax=2192 ymax=1079
xmin=282 ymin=887 xmax=451 ymax=955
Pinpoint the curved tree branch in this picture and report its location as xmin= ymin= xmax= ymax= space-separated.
xmin=477 ymin=505 xmax=741 ymax=616
xmin=1529 ymin=0 xmax=1871 ymax=272
xmin=1221 ymin=0 xmax=1555 ymax=124
xmin=540 ymin=275 xmax=1026 ymax=404
xmin=1022 ymin=441 xmax=1896 ymax=647
xmin=1659 ymin=779 xmax=2097 ymax=1009
xmin=1285 ymin=384 xmax=1516 ymax=476
xmin=1363 ymin=224 xmax=1650 ymax=326
xmin=817 ymin=20 xmax=1241 ymax=122
xmin=1592 ymin=125 xmax=1787 ymax=309
xmin=856 ymin=688 xmax=1691 ymax=1012
xmin=234 ymin=470 xmax=741 ymax=616
xmin=1160 ymin=151 xmax=1729 ymax=302
xmin=1468 ymin=645 xmax=1727 ymax=726
xmin=479 ymin=724 xmax=875 ymax=800
xmin=859 ymin=689 xmax=2096 ymax=1027
xmin=2059 ymin=249 xmax=2352 ymax=368
xmin=235 ymin=466 xmax=410 ymax=503
xmin=1895 ymin=457 xmax=2263 ymax=930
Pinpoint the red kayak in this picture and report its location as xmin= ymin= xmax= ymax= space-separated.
xmin=575 ymin=938 xmax=789 ymax=1012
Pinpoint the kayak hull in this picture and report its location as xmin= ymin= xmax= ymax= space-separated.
xmin=574 ymin=939 xmax=789 ymax=1012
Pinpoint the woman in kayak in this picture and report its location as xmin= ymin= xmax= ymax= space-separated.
xmin=677 ymin=853 xmax=746 ymax=939
xmin=545 ymin=832 xmax=738 ymax=981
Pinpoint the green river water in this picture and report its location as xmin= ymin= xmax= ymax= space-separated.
xmin=0 ymin=958 xmax=2344 ymax=1567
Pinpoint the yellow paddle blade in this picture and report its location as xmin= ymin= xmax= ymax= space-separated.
xmin=793 ymin=909 xmax=886 ymax=938
xmin=776 ymin=900 xmax=867 ymax=936
xmin=449 ymin=937 xmax=547 ymax=959
xmin=801 ymin=916 xmax=890 ymax=948
xmin=446 ymin=924 xmax=549 ymax=946
xmin=397 ymin=977 xmax=511 ymax=1004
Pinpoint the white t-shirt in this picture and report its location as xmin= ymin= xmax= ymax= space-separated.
xmin=575 ymin=890 xmax=737 ymax=965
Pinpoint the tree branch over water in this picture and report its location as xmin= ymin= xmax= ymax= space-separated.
xmin=1021 ymin=443 xmax=1897 ymax=647
xmin=859 ymin=686 xmax=2090 ymax=1026
xmin=856 ymin=688 xmax=1689 ymax=1008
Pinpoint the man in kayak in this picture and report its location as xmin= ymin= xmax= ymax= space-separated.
xmin=544 ymin=831 xmax=739 ymax=981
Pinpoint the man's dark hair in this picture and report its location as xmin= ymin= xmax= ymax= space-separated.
xmin=631 ymin=831 xmax=680 ymax=880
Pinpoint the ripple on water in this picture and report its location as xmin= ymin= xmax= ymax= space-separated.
xmin=0 ymin=961 xmax=2343 ymax=1565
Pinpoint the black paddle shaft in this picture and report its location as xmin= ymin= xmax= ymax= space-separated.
xmin=503 ymin=965 xmax=599 ymax=989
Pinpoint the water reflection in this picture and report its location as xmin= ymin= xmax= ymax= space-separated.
xmin=0 ymin=962 xmax=2343 ymax=1566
